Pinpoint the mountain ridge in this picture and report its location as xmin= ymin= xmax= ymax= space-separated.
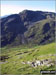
xmin=1 ymin=10 xmax=56 ymax=47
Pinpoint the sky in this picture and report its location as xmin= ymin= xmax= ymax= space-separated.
xmin=1 ymin=0 xmax=55 ymax=16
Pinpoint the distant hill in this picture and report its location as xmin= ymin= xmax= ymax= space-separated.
xmin=1 ymin=10 xmax=56 ymax=47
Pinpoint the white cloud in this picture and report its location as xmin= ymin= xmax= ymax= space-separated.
xmin=1 ymin=4 xmax=25 ymax=16
xmin=1 ymin=4 xmax=55 ymax=16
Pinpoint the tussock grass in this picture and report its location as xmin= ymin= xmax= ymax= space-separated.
xmin=0 ymin=43 xmax=55 ymax=74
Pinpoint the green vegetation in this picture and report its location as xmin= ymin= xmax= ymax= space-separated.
xmin=24 ymin=18 xmax=55 ymax=45
xmin=0 ymin=43 xmax=55 ymax=74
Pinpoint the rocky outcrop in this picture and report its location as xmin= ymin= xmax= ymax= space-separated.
xmin=21 ymin=59 xmax=55 ymax=68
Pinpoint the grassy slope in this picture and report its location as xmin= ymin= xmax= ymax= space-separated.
xmin=24 ymin=18 xmax=55 ymax=45
xmin=0 ymin=43 xmax=55 ymax=74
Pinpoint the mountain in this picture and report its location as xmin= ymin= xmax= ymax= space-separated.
xmin=1 ymin=10 xmax=56 ymax=47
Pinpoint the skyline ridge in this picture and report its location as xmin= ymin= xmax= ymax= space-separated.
xmin=1 ymin=0 xmax=55 ymax=16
